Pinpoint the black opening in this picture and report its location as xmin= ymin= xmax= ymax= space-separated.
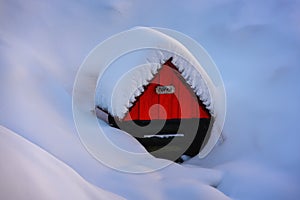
xmin=110 ymin=117 xmax=211 ymax=162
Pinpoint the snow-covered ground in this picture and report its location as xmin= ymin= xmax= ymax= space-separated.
xmin=0 ymin=126 xmax=125 ymax=200
xmin=1 ymin=0 xmax=300 ymax=199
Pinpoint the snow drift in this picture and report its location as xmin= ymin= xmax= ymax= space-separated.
xmin=94 ymin=27 xmax=226 ymax=158
xmin=1 ymin=0 xmax=300 ymax=199
xmin=0 ymin=126 xmax=124 ymax=200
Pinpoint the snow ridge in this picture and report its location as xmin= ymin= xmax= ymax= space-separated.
xmin=100 ymin=52 xmax=213 ymax=120
xmin=109 ymin=63 xmax=162 ymax=119
xmin=153 ymin=51 xmax=213 ymax=113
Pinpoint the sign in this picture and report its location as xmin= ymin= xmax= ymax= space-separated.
xmin=156 ymin=85 xmax=175 ymax=94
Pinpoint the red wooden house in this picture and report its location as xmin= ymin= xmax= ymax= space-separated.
xmin=97 ymin=57 xmax=211 ymax=161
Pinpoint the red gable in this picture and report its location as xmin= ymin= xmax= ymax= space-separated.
xmin=123 ymin=58 xmax=210 ymax=121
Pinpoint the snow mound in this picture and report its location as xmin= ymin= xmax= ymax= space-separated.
xmin=0 ymin=125 xmax=230 ymax=200
xmin=1 ymin=0 xmax=300 ymax=199
xmin=0 ymin=126 xmax=124 ymax=200
xmin=96 ymin=28 xmax=214 ymax=120
xmin=93 ymin=27 xmax=225 ymax=158
xmin=97 ymin=54 xmax=212 ymax=120
xmin=99 ymin=62 xmax=162 ymax=119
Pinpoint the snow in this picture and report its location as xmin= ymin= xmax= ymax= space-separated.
xmin=96 ymin=45 xmax=214 ymax=119
xmin=1 ymin=0 xmax=300 ymax=199
xmin=96 ymin=61 xmax=162 ymax=119
xmin=0 ymin=124 xmax=228 ymax=200
xmin=215 ymin=159 xmax=300 ymax=200
xmin=0 ymin=126 xmax=124 ymax=200
xmin=93 ymin=27 xmax=226 ymax=157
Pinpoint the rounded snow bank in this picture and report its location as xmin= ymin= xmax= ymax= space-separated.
xmin=0 ymin=126 xmax=124 ymax=200
xmin=73 ymin=27 xmax=226 ymax=172
xmin=95 ymin=27 xmax=226 ymax=158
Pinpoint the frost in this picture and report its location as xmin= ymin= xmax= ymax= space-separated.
xmin=96 ymin=52 xmax=213 ymax=119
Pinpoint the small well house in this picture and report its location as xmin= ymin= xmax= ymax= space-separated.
xmin=96 ymin=56 xmax=214 ymax=161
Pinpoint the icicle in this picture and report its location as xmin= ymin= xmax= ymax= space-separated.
xmin=97 ymin=48 xmax=214 ymax=119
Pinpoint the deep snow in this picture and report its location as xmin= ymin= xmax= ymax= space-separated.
xmin=1 ymin=0 xmax=300 ymax=199
xmin=0 ymin=126 xmax=124 ymax=200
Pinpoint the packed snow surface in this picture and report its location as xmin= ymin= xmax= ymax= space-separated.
xmin=1 ymin=0 xmax=300 ymax=199
xmin=0 ymin=126 xmax=124 ymax=200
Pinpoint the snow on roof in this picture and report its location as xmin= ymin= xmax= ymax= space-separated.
xmin=94 ymin=27 xmax=225 ymax=158
xmin=96 ymin=52 xmax=213 ymax=120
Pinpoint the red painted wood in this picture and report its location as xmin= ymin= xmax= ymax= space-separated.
xmin=125 ymin=99 xmax=139 ymax=120
xmin=199 ymin=103 xmax=210 ymax=118
xmin=123 ymin=59 xmax=210 ymax=121
xmin=157 ymin=65 xmax=179 ymax=119
xmin=139 ymin=82 xmax=160 ymax=120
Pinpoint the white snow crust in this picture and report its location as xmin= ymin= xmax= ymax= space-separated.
xmin=0 ymin=126 xmax=124 ymax=200
xmin=1 ymin=0 xmax=300 ymax=200
xmin=94 ymin=27 xmax=224 ymax=158
xmin=96 ymin=53 xmax=213 ymax=119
